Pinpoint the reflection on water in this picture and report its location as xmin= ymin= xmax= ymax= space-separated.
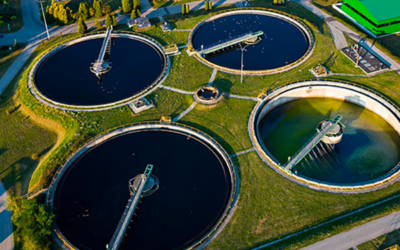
xmin=258 ymin=98 xmax=400 ymax=184
xmin=35 ymin=38 xmax=164 ymax=106
xmin=192 ymin=13 xmax=309 ymax=71
xmin=54 ymin=130 xmax=231 ymax=250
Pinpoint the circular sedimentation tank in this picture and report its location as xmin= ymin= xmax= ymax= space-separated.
xmin=30 ymin=33 xmax=168 ymax=110
xmin=48 ymin=124 xmax=237 ymax=250
xmin=188 ymin=9 xmax=314 ymax=75
xmin=251 ymin=81 xmax=400 ymax=192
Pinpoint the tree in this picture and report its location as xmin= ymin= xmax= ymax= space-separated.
xmin=89 ymin=7 xmax=95 ymax=17
xmin=121 ymin=0 xmax=132 ymax=14
xmin=105 ymin=14 xmax=113 ymax=28
xmin=135 ymin=9 xmax=141 ymax=17
xmin=133 ymin=0 xmax=141 ymax=13
xmin=185 ymin=4 xmax=189 ymax=14
xmin=204 ymin=0 xmax=208 ymax=11
xmin=273 ymin=0 xmax=278 ymax=5
xmin=131 ymin=9 xmax=137 ymax=19
xmin=78 ymin=2 xmax=89 ymax=20
xmin=77 ymin=18 xmax=87 ymax=34
xmin=181 ymin=4 xmax=185 ymax=14
xmin=59 ymin=8 xmax=68 ymax=24
xmin=208 ymin=1 xmax=212 ymax=10
xmin=93 ymin=0 xmax=103 ymax=18
xmin=102 ymin=4 xmax=111 ymax=14
xmin=112 ymin=15 xmax=117 ymax=26
xmin=94 ymin=20 xmax=102 ymax=29
xmin=6 ymin=196 xmax=54 ymax=250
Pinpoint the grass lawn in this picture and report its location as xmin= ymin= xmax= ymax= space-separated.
xmin=4 ymin=1 xmax=400 ymax=250
xmin=0 ymin=0 xmax=23 ymax=33
xmin=0 ymin=44 xmax=26 ymax=78
xmin=357 ymin=229 xmax=400 ymax=250
xmin=0 ymin=75 xmax=57 ymax=197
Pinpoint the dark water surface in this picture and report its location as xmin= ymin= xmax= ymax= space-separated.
xmin=258 ymin=98 xmax=400 ymax=184
xmin=35 ymin=37 xmax=164 ymax=106
xmin=54 ymin=130 xmax=232 ymax=250
xmin=192 ymin=13 xmax=310 ymax=70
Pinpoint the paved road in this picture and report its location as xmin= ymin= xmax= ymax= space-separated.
xmin=0 ymin=182 xmax=12 ymax=250
xmin=292 ymin=0 xmax=400 ymax=75
xmin=143 ymin=0 xmax=242 ymax=18
xmin=302 ymin=210 xmax=400 ymax=250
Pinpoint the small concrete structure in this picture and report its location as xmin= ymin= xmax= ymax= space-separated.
xmin=128 ymin=97 xmax=153 ymax=114
xmin=341 ymin=44 xmax=389 ymax=75
xmin=161 ymin=21 xmax=173 ymax=32
xmin=194 ymin=86 xmax=221 ymax=105
xmin=127 ymin=17 xmax=152 ymax=29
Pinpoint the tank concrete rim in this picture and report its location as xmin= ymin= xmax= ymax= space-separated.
xmin=249 ymin=80 xmax=400 ymax=193
xmin=29 ymin=32 xmax=169 ymax=112
xmin=46 ymin=122 xmax=239 ymax=250
xmin=194 ymin=86 xmax=222 ymax=105
xmin=187 ymin=8 xmax=315 ymax=75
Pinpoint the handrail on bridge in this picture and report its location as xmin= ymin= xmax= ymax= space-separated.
xmin=284 ymin=114 xmax=343 ymax=171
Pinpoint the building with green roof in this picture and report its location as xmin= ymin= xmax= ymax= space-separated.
xmin=340 ymin=0 xmax=400 ymax=36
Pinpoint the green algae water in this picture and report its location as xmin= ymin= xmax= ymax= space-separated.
xmin=258 ymin=98 xmax=400 ymax=184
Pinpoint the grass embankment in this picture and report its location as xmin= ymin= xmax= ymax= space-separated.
xmin=4 ymin=1 xmax=400 ymax=250
xmin=357 ymin=229 xmax=400 ymax=250
xmin=0 ymin=0 xmax=23 ymax=33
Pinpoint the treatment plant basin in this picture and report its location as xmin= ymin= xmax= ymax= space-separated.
xmin=31 ymin=33 xmax=167 ymax=110
xmin=251 ymin=81 xmax=400 ymax=191
xmin=188 ymin=9 xmax=313 ymax=74
xmin=49 ymin=124 xmax=237 ymax=250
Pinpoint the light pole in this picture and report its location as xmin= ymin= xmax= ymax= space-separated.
xmin=38 ymin=0 xmax=50 ymax=40
xmin=238 ymin=43 xmax=249 ymax=84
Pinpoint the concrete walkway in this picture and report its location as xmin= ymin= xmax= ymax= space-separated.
xmin=225 ymin=93 xmax=258 ymax=101
xmin=159 ymin=85 xmax=195 ymax=95
xmin=230 ymin=148 xmax=254 ymax=157
xmin=172 ymin=101 xmax=198 ymax=121
xmin=292 ymin=0 xmax=400 ymax=75
xmin=0 ymin=182 xmax=12 ymax=250
xmin=302 ymin=210 xmax=400 ymax=250
xmin=208 ymin=68 xmax=218 ymax=85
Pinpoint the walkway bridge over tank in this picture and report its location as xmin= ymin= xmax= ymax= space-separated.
xmin=106 ymin=164 xmax=153 ymax=250
xmin=90 ymin=26 xmax=113 ymax=78
xmin=196 ymin=30 xmax=264 ymax=56
xmin=284 ymin=115 xmax=343 ymax=171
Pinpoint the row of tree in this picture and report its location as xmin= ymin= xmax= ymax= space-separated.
xmin=122 ymin=0 xmax=141 ymax=15
xmin=181 ymin=4 xmax=190 ymax=15
xmin=45 ymin=0 xmax=112 ymax=25
xmin=204 ymin=0 xmax=213 ymax=11
xmin=77 ymin=13 xmax=116 ymax=35
xmin=46 ymin=2 xmax=72 ymax=24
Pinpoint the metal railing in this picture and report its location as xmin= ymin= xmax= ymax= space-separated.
xmin=196 ymin=30 xmax=264 ymax=56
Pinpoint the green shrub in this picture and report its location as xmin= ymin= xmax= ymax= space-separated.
xmin=31 ymin=153 xmax=39 ymax=161
xmin=10 ymin=15 xmax=17 ymax=21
